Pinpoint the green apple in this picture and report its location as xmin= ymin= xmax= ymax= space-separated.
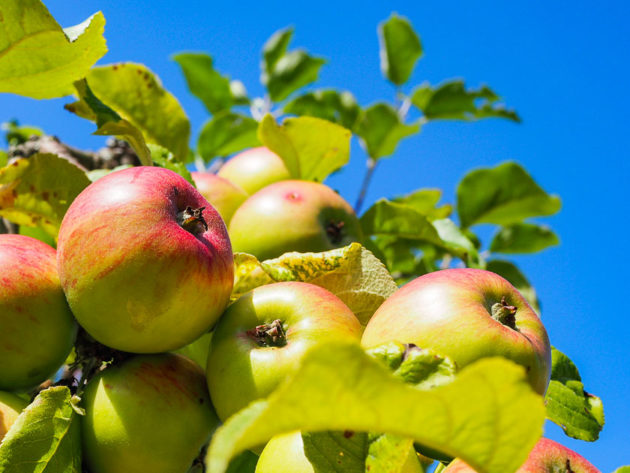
xmin=206 ymin=282 xmax=362 ymax=421
xmin=361 ymin=268 xmax=551 ymax=395
xmin=191 ymin=172 xmax=248 ymax=224
xmin=82 ymin=353 xmax=220 ymax=473
xmin=173 ymin=331 xmax=213 ymax=369
xmin=217 ymin=147 xmax=290 ymax=195
xmin=0 ymin=234 xmax=76 ymax=391
xmin=229 ymin=180 xmax=363 ymax=261
xmin=0 ymin=391 xmax=28 ymax=442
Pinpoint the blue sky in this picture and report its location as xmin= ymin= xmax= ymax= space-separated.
xmin=2 ymin=1 xmax=629 ymax=470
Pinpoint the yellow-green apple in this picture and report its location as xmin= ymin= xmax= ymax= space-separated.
xmin=82 ymin=353 xmax=220 ymax=473
xmin=57 ymin=166 xmax=233 ymax=353
xmin=361 ymin=268 xmax=551 ymax=395
xmin=256 ymin=431 xmax=425 ymax=473
xmin=0 ymin=391 xmax=28 ymax=442
xmin=443 ymin=437 xmax=600 ymax=472
xmin=217 ymin=147 xmax=290 ymax=195
xmin=191 ymin=172 xmax=248 ymax=224
xmin=229 ymin=180 xmax=363 ymax=261
xmin=206 ymin=282 xmax=362 ymax=420
xmin=0 ymin=235 xmax=76 ymax=390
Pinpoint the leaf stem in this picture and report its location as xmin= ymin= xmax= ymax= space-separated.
xmin=354 ymin=157 xmax=378 ymax=214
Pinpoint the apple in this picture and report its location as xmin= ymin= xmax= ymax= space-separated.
xmin=0 ymin=391 xmax=28 ymax=442
xmin=0 ymin=234 xmax=77 ymax=390
xmin=229 ymin=180 xmax=363 ymax=261
xmin=82 ymin=353 xmax=220 ymax=473
xmin=206 ymin=281 xmax=362 ymax=420
xmin=217 ymin=147 xmax=290 ymax=195
xmin=191 ymin=172 xmax=248 ymax=224
xmin=255 ymin=431 xmax=425 ymax=473
xmin=443 ymin=437 xmax=600 ymax=472
xmin=361 ymin=268 xmax=551 ymax=395
xmin=57 ymin=166 xmax=234 ymax=354
xmin=173 ymin=330 xmax=213 ymax=369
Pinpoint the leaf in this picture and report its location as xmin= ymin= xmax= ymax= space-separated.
xmin=283 ymin=89 xmax=361 ymax=130
xmin=490 ymin=223 xmax=559 ymax=254
xmin=66 ymin=79 xmax=152 ymax=166
xmin=613 ymin=468 xmax=630 ymax=473
xmin=356 ymin=103 xmax=420 ymax=159
xmin=86 ymin=164 xmax=132 ymax=183
xmin=83 ymin=63 xmax=190 ymax=160
xmin=302 ymin=431 xmax=367 ymax=473
xmin=545 ymin=347 xmax=604 ymax=442
xmin=0 ymin=151 xmax=7 ymax=168
xmin=0 ymin=153 xmax=91 ymax=238
xmin=3 ymin=120 xmax=44 ymax=146
xmin=205 ymin=341 xmax=545 ymax=473
xmin=264 ymin=51 xmax=326 ymax=102
xmin=432 ymin=218 xmax=481 ymax=267
xmin=258 ymin=114 xmax=351 ymax=182
xmin=411 ymin=81 xmax=520 ymax=122
xmin=197 ymin=112 xmax=260 ymax=162
xmin=485 ymin=260 xmax=540 ymax=313
xmin=173 ymin=52 xmax=239 ymax=114
xmin=225 ymin=450 xmax=258 ymax=473
xmin=379 ymin=14 xmax=423 ymax=86
xmin=0 ymin=387 xmax=82 ymax=472
xmin=0 ymin=1 xmax=106 ymax=99
xmin=148 ymin=144 xmax=194 ymax=186
xmin=262 ymin=27 xmax=294 ymax=74
xmin=366 ymin=435 xmax=418 ymax=473
xmin=393 ymin=189 xmax=452 ymax=220
xmin=457 ymin=162 xmax=561 ymax=228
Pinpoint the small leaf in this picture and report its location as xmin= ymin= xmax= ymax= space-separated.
xmin=0 ymin=386 xmax=82 ymax=472
xmin=173 ymin=52 xmax=238 ymax=114
xmin=379 ymin=14 xmax=423 ymax=86
xmin=485 ymin=260 xmax=540 ymax=313
xmin=366 ymin=435 xmax=418 ymax=473
xmin=265 ymin=51 xmax=326 ymax=102
xmin=148 ymin=144 xmax=194 ymax=186
xmin=0 ymin=153 xmax=91 ymax=239
xmin=457 ymin=161 xmax=561 ymax=228
xmin=545 ymin=347 xmax=605 ymax=442
xmin=3 ymin=120 xmax=44 ymax=146
xmin=490 ymin=223 xmax=559 ymax=254
xmin=262 ymin=27 xmax=294 ymax=74
xmin=393 ymin=188 xmax=452 ymax=220
xmin=205 ymin=341 xmax=545 ymax=473
xmin=302 ymin=431 xmax=367 ymax=473
xmin=0 ymin=151 xmax=7 ymax=167
xmin=411 ymin=81 xmax=520 ymax=122
xmin=356 ymin=103 xmax=420 ymax=159
xmin=197 ymin=112 xmax=260 ymax=162
xmin=225 ymin=450 xmax=258 ymax=473
xmin=284 ymin=89 xmax=361 ymax=130
xmin=258 ymin=114 xmax=351 ymax=182
xmin=0 ymin=2 xmax=107 ymax=99
xmin=613 ymin=468 xmax=630 ymax=473
xmin=432 ymin=218 xmax=481 ymax=266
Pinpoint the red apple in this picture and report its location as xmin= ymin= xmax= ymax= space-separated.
xmin=57 ymin=166 xmax=233 ymax=354
xmin=228 ymin=180 xmax=363 ymax=261
xmin=0 ymin=235 xmax=76 ymax=390
xmin=82 ymin=353 xmax=220 ymax=473
xmin=191 ymin=172 xmax=248 ymax=224
xmin=0 ymin=391 xmax=28 ymax=442
xmin=217 ymin=147 xmax=290 ymax=195
xmin=443 ymin=437 xmax=600 ymax=472
xmin=361 ymin=268 xmax=551 ymax=395
xmin=206 ymin=282 xmax=362 ymax=420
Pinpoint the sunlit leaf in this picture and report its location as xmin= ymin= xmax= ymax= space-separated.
xmin=284 ymin=89 xmax=360 ymax=130
xmin=262 ymin=27 xmax=294 ymax=74
xmin=356 ymin=103 xmax=420 ymax=159
xmin=490 ymin=223 xmax=559 ymax=254
xmin=379 ymin=14 xmax=423 ymax=86
xmin=197 ymin=112 xmax=259 ymax=162
xmin=148 ymin=143 xmax=194 ymax=186
xmin=265 ymin=51 xmax=326 ymax=102
xmin=393 ymin=188 xmax=452 ymax=220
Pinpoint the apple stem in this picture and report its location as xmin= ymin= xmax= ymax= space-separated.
xmin=177 ymin=206 xmax=208 ymax=234
xmin=491 ymin=296 xmax=518 ymax=330
xmin=247 ymin=319 xmax=287 ymax=347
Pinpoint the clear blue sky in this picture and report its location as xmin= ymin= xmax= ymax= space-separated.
xmin=2 ymin=1 xmax=629 ymax=470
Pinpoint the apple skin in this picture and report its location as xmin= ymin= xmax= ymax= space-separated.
xmin=0 ymin=391 xmax=28 ymax=442
xmin=82 ymin=353 xmax=220 ymax=473
xmin=57 ymin=166 xmax=234 ymax=353
xmin=256 ymin=431 xmax=425 ymax=473
xmin=443 ymin=437 xmax=600 ymax=472
xmin=217 ymin=147 xmax=290 ymax=195
xmin=191 ymin=172 xmax=248 ymax=224
xmin=229 ymin=180 xmax=363 ymax=261
xmin=0 ymin=234 xmax=77 ymax=390
xmin=361 ymin=268 xmax=551 ymax=395
xmin=206 ymin=282 xmax=362 ymax=421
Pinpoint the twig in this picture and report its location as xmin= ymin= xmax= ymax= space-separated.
xmin=354 ymin=158 xmax=378 ymax=214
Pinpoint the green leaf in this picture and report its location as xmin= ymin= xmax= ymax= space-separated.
xmin=2 ymin=120 xmax=44 ymax=146
xmin=66 ymin=79 xmax=152 ymax=166
xmin=83 ymin=63 xmax=190 ymax=160
xmin=545 ymin=347 xmax=604 ymax=442
xmin=258 ymin=114 xmax=351 ymax=182
xmin=225 ymin=450 xmax=258 ymax=473
xmin=0 ymin=151 xmax=7 ymax=167
xmin=366 ymin=435 xmax=421 ymax=473
xmin=148 ymin=144 xmax=194 ymax=186
xmin=613 ymin=468 xmax=630 ymax=473
xmin=485 ymin=260 xmax=540 ymax=313
xmin=0 ymin=387 xmax=82 ymax=472
xmin=490 ymin=223 xmax=559 ymax=254
xmin=356 ymin=103 xmax=420 ymax=159
xmin=457 ymin=162 xmax=561 ymax=228
xmin=0 ymin=1 xmax=106 ymax=99
xmin=393 ymin=189 xmax=452 ymax=220
xmin=19 ymin=224 xmax=56 ymax=247
xmin=432 ymin=218 xmax=481 ymax=267
xmin=302 ymin=431 xmax=367 ymax=473
xmin=86 ymin=164 xmax=132 ymax=183
xmin=173 ymin=52 xmax=240 ymax=114
xmin=283 ymin=89 xmax=361 ymax=130
xmin=205 ymin=341 xmax=545 ymax=473
xmin=379 ymin=14 xmax=423 ymax=86
xmin=0 ymin=153 xmax=91 ymax=239
xmin=197 ymin=112 xmax=260 ymax=162
xmin=262 ymin=27 xmax=294 ymax=74
xmin=266 ymin=51 xmax=326 ymax=102
xmin=411 ymin=81 xmax=520 ymax=122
